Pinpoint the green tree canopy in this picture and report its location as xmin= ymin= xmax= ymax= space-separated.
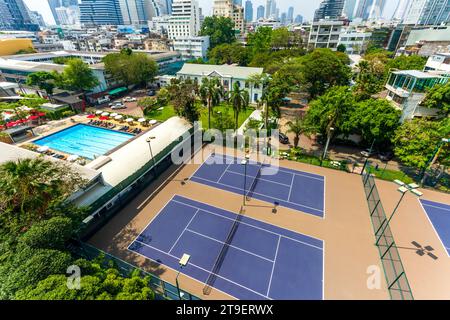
xmin=207 ymin=42 xmax=251 ymax=66
xmin=391 ymin=118 xmax=450 ymax=169
xmin=55 ymin=58 xmax=99 ymax=91
xmin=247 ymin=27 xmax=273 ymax=55
xmin=103 ymin=52 xmax=158 ymax=88
xmin=26 ymin=71 xmax=56 ymax=96
xmin=422 ymin=82 xmax=450 ymax=116
xmin=200 ymin=16 xmax=236 ymax=48
xmin=167 ymin=79 xmax=199 ymax=123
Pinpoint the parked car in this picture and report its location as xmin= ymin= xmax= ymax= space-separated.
xmin=97 ymin=96 xmax=110 ymax=104
xmin=147 ymin=90 xmax=156 ymax=96
xmin=123 ymin=96 xmax=137 ymax=102
xmin=360 ymin=149 xmax=377 ymax=158
xmin=279 ymin=132 xmax=289 ymax=144
xmin=379 ymin=151 xmax=394 ymax=162
xmin=111 ymin=102 xmax=126 ymax=110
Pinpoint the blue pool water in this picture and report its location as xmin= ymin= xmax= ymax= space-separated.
xmin=34 ymin=124 xmax=133 ymax=160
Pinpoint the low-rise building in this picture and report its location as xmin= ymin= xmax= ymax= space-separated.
xmin=308 ymin=20 xmax=344 ymax=51
xmin=424 ymin=53 xmax=450 ymax=74
xmin=385 ymin=70 xmax=448 ymax=122
xmin=177 ymin=63 xmax=264 ymax=103
xmin=338 ymin=30 xmax=372 ymax=54
xmin=172 ymin=36 xmax=210 ymax=59
xmin=0 ymin=38 xmax=34 ymax=56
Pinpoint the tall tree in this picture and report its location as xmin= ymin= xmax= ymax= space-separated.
xmin=286 ymin=116 xmax=309 ymax=148
xmin=167 ymin=79 xmax=199 ymax=124
xmin=26 ymin=71 xmax=56 ymax=97
xmin=200 ymin=16 xmax=235 ymax=48
xmin=199 ymin=77 xmax=223 ymax=129
xmin=228 ymin=82 xmax=249 ymax=131
xmin=57 ymin=58 xmax=99 ymax=91
xmin=422 ymin=82 xmax=450 ymax=116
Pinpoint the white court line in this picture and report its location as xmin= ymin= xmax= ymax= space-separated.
xmin=191 ymin=175 xmax=324 ymax=216
xmin=418 ymin=199 xmax=450 ymax=258
xmin=168 ymin=209 xmax=199 ymax=254
xmin=422 ymin=203 xmax=450 ymax=212
xmin=172 ymin=198 xmax=324 ymax=250
xmin=216 ymin=162 xmax=233 ymax=183
xmin=226 ymin=167 xmax=292 ymax=188
xmin=133 ymin=239 xmax=272 ymax=300
xmin=266 ymin=235 xmax=281 ymax=296
xmin=185 ymin=228 xmax=275 ymax=263
xmin=287 ymin=172 xmax=295 ymax=202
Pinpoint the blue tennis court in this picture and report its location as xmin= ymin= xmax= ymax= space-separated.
xmin=190 ymin=153 xmax=325 ymax=218
xmin=420 ymin=199 xmax=450 ymax=256
xmin=128 ymin=195 xmax=324 ymax=300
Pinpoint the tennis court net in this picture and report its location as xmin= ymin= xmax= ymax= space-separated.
xmin=246 ymin=159 xmax=267 ymax=201
xmin=203 ymin=206 xmax=244 ymax=295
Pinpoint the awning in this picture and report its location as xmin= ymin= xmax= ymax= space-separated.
xmin=108 ymin=87 xmax=127 ymax=95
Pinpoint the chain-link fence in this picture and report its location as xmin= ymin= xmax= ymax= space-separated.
xmin=362 ymin=172 xmax=413 ymax=300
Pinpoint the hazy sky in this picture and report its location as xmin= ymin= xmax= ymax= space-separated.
xmin=24 ymin=0 xmax=398 ymax=26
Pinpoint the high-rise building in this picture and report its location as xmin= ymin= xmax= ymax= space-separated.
xmin=403 ymin=0 xmax=427 ymax=24
xmin=256 ymin=5 xmax=264 ymax=20
xmin=294 ymin=14 xmax=303 ymax=24
xmin=29 ymin=11 xmax=46 ymax=27
xmin=168 ymin=0 xmax=200 ymax=39
xmin=0 ymin=0 xmax=39 ymax=31
xmin=287 ymin=6 xmax=294 ymax=24
xmin=79 ymin=0 xmax=123 ymax=25
xmin=392 ymin=0 xmax=411 ymax=21
xmin=313 ymin=0 xmax=345 ymax=21
xmin=343 ymin=0 xmax=357 ymax=19
xmin=55 ymin=5 xmax=80 ymax=25
xmin=48 ymin=0 xmax=62 ymax=24
xmin=233 ymin=0 xmax=242 ymax=5
xmin=354 ymin=0 xmax=386 ymax=20
xmin=213 ymin=0 xmax=245 ymax=33
xmin=244 ymin=0 xmax=253 ymax=22
xmin=418 ymin=0 xmax=450 ymax=25
xmin=265 ymin=0 xmax=271 ymax=18
xmin=280 ymin=12 xmax=286 ymax=25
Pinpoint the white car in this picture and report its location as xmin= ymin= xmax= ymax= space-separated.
xmin=123 ymin=96 xmax=137 ymax=102
xmin=111 ymin=102 xmax=126 ymax=110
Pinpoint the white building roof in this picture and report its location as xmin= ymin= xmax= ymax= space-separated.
xmin=178 ymin=63 xmax=263 ymax=79
xmin=392 ymin=70 xmax=443 ymax=79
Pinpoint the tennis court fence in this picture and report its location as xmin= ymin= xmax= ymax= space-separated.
xmin=361 ymin=172 xmax=413 ymax=300
xmin=70 ymin=241 xmax=201 ymax=301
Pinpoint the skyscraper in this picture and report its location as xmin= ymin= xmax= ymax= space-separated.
xmin=256 ymin=5 xmax=264 ymax=20
xmin=265 ymin=0 xmax=271 ymax=18
xmin=79 ymin=0 xmax=123 ymax=25
xmin=287 ymin=6 xmax=294 ymax=23
xmin=234 ymin=0 xmax=242 ymax=5
xmin=0 ymin=0 xmax=39 ymax=30
xmin=168 ymin=0 xmax=200 ymax=39
xmin=29 ymin=11 xmax=46 ymax=27
xmin=392 ymin=0 xmax=411 ymax=21
xmin=418 ymin=0 xmax=449 ymax=25
xmin=280 ymin=12 xmax=286 ymax=25
xmin=343 ymin=0 xmax=357 ymax=19
xmin=48 ymin=0 xmax=62 ymax=25
xmin=213 ymin=0 xmax=245 ymax=33
xmin=245 ymin=0 xmax=253 ymax=22
xmin=313 ymin=0 xmax=345 ymax=21
xmin=354 ymin=0 xmax=386 ymax=20
xmin=294 ymin=14 xmax=303 ymax=23
xmin=118 ymin=0 xmax=152 ymax=25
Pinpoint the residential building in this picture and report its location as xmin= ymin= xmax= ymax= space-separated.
xmin=338 ymin=29 xmax=372 ymax=54
xmin=393 ymin=0 xmax=411 ymax=21
xmin=55 ymin=6 xmax=80 ymax=25
xmin=254 ymin=18 xmax=281 ymax=30
xmin=406 ymin=25 xmax=450 ymax=47
xmin=245 ymin=0 xmax=253 ymax=22
xmin=287 ymin=6 xmax=294 ymax=24
xmin=149 ymin=15 xmax=171 ymax=35
xmin=176 ymin=63 xmax=264 ymax=103
xmin=308 ymin=20 xmax=344 ymax=50
xmin=172 ymin=36 xmax=210 ymax=59
xmin=167 ymin=0 xmax=200 ymax=40
xmin=256 ymin=5 xmax=264 ymax=20
xmin=354 ymin=0 xmax=386 ymax=20
xmin=79 ymin=0 xmax=123 ymax=26
xmin=385 ymin=70 xmax=448 ymax=122
xmin=424 ymin=52 xmax=450 ymax=73
xmin=213 ymin=0 xmax=245 ymax=34
xmin=0 ymin=0 xmax=39 ymax=31
xmin=29 ymin=11 xmax=46 ymax=28
xmin=369 ymin=26 xmax=393 ymax=49
xmin=313 ymin=0 xmax=345 ymax=22
xmin=417 ymin=0 xmax=450 ymax=25
xmin=280 ymin=13 xmax=287 ymax=25
xmin=48 ymin=0 xmax=62 ymax=25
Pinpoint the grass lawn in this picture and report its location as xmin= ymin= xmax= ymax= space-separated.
xmin=144 ymin=104 xmax=177 ymax=122
xmin=367 ymin=166 xmax=414 ymax=184
xmin=144 ymin=102 xmax=255 ymax=129
xmin=199 ymin=103 xmax=255 ymax=129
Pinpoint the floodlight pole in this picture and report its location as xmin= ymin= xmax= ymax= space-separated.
xmin=241 ymin=156 xmax=249 ymax=206
xmin=146 ymin=136 xmax=156 ymax=174
xmin=176 ymin=254 xmax=190 ymax=300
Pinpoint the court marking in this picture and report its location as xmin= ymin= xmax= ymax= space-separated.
xmin=419 ymin=199 xmax=450 ymax=257
xmin=128 ymin=195 xmax=324 ymax=300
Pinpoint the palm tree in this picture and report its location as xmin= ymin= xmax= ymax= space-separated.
xmin=229 ymin=82 xmax=249 ymax=131
xmin=286 ymin=116 xmax=307 ymax=148
xmin=199 ymin=77 xmax=222 ymax=129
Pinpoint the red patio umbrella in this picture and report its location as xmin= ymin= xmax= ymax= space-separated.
xmin=99 ymin=116 xmax=109 ymax=120
xmin=6 ymin=122 xmax=16 ymax=127
xmin=28 ymin=115 xmax=39 ymax=120
xmin=38 ymin=112 xmax=46 ymax=117
xmin=87 ymin=114 xmax=96 ymax=119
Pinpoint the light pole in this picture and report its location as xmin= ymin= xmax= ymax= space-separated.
xmin=146 ymin=136 xmax=156 ymax=174
xmin=321 ymin=127 xmax=334 ymax=165
xmin=175 ymin=253 xmax=190 ymax=300
xmin=241 ymin=154 xmax=250 ymax=206
xmin=375 ymin=180 xmax=423 ymax=246
xmin=420 ymin=138 xmax=450 ymax=185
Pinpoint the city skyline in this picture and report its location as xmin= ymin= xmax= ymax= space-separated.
xmin=24 ymin=0 xmax=398 ymax=26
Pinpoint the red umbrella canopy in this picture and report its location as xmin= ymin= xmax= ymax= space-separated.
xmin=38 ymin=112 xmax=46 ymax=117
xmin=99 ymin=116 xmax=109 ymax=120
xmin=87 ymin=114 xmax=96 ymax=119
xmin=6 ymin=122 xmax=16 ymax=127
xmin=28 ymin=115 xmax=39 ymax=120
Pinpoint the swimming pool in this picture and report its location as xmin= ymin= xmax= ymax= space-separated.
xmin=34 ymin=124 xmax=134 ymax=160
